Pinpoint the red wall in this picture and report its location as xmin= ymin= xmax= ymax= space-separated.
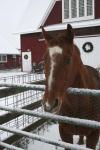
xmin=21 ymin=1 xmax=62 ymax=65
xmin=21 ymin=34 xmax=46 ymax=64
xmin=44 ymin=1 xmax=62 ymax=26
xmin=21 ymin=0 xmax=100 ymax=65
xmin=44 ymin=0 xmax=100 ymax=23
xmin=95 ymin=0 xmax=100 ymax=19
xmin=0 ymin=55 xmax=20 ymax=69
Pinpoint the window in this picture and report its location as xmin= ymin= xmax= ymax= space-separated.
xmin=62 ymin=0 xmax=94 ymax=22
xmin=0 ymin=55 xmax=7 ymax=63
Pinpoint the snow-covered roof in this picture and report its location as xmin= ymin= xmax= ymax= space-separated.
xmin=17 ymin=0 xmax=56 ymax=34
xmin=0 ymin=35 xmax=20 ymax=55
xmin=18 ymin=18 xmax=100 ymax=35
xmin=41 ymin=18 xmax=100 ymax=31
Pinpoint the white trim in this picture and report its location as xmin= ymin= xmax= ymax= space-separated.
xmin=39 ymin=0 xmax=56 ymax=27
xmin=76 ymin=34 xmax=100 ymax=38
xmin=16 ymin=18 xmax=100 ymax=35
xmin=38 ymin=38 xmax=45 ymax=42
xmin=62 ymin=0 xmax=94 ymax=23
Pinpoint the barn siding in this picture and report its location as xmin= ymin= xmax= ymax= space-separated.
xmin=95 ymin=0 xmax=100 ymax=19
xmin=20 ymin=0 xmax=100 ymax=65
xmin=21 ymin=34 xmax=46 ymax=64
xmin=0 ymin=55 xmax=20 ymax=69
xmin=44 ymin=1 xmax=62 ymax=26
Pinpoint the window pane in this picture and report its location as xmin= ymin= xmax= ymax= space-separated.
xmin=87 ymin=0 xmax=93 ymax=16
xmin=79 ymin=0 xmax=84 ymax=17
xmin=2 ymin=55 xmax=7 ymax=62
xmin=71 ymin=0 xmax=77 ymax=18
xmin=64 ymin=0 xmax=69 ymax=19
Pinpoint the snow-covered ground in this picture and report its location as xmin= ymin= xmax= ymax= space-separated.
xmin=0 ymin=69 xmax=25 ymax=78
xmin=0 ymin=69 xmax=45 ymax=91
xmin=14 ymin=122 xmax=100 ymax=150
xmin=0 ymin=69 xmax=45 ymax=83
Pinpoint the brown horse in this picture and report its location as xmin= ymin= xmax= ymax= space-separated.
xmin=42 ymin=24 xmax=100 ymax=149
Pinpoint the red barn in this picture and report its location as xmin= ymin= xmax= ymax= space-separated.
xmin=18 ymin=0 xmax=100 ymax=70
xmin=0 ymin=35 xmax=20 ymax=70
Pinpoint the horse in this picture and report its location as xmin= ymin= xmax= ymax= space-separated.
xmin=42 ymin=24 xmax=100 ymax=149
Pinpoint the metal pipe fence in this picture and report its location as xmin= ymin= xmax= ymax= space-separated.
xmin=0 ymin=105 xmax=100 ymax=129
xmin=0 ymin=83 xmax=45 ymax=91
xmin=0 ymin=125 xmax=91 ymax=150
xmin=0 ymin=73 xmax=45 ymax=84
xmin=0 ymin=83 xmax=100 ymax=149
xmin=1 ymin=83 xmax=100 ymax=96
xmin=0 ymin=141 xmax=24 ymax=150
xmin=0 ymin=90 xmax=43 ymax=109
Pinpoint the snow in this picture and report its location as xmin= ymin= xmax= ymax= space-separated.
xmin=0 ymin=69 xmax=27 ymax=78
xmin=0 ymin=69 xmax=45 ymax=140
xmin=20 ymin=18 xmax=100 ymax=34
xmin=0 ymin=124 xmax=91 ymax=150
xmin=38 ymin=18 xmax=100 ymax=33
xmin=16 ymin=0 xmax=55 ymax=33
xmin=0 ymin=69 xmax=45 ymax=83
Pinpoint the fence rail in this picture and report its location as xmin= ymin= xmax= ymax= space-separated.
xmin=1 ymin=83 xmax=100 ymax=96
xmin=0 ymin=105 xmax=100 ymax=129
xmin=0 ymin=82 xmax=100 ymax=150
xmin=0 ymin=125 xmax=91 ymax=150
xmin=0 ymin=83 xmax=45 ymax=91
xmin=0 ymin=141 xmax=24 ymax=150
xmin=0 ymin=73 xmax=45 ymax=84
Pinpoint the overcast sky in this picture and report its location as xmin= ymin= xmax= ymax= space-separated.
xmin=0 ymin=0 xmax=29 ymax=48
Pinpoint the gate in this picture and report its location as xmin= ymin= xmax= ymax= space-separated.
xmin=0 ymin=83 xmax=100 ymax=150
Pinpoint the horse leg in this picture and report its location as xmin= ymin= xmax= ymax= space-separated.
xmin=78 ymin=135 xmax=84 ymax=145
xmin=59 ymin=125 xmax=73 ymax=150
xmin=86 ymin=130 xmax=99 ymax=149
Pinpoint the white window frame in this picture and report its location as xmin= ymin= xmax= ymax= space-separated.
xmin=0 ymin=55 xmax=7 ymax=63
xmin=62 ymin=0 xmax=94 ymax=22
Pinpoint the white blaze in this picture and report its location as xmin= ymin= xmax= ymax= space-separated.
xmin=48 ymin=46 xmax=62 ymax=91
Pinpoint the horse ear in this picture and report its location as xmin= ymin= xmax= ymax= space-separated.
xmin=41 ymin=27 xmax=52 ymax=43
xmin=66 ymin=24 xmax=74 ymax=43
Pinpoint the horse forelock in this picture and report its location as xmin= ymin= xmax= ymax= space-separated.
xmin=48 ymin=46 xmax=63 ymax=91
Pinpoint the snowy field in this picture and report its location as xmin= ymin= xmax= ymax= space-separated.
xmin=0 ymin=69 xmax=25 ymax=78
xmin=0 ymin=69 xmax=45 ymax=91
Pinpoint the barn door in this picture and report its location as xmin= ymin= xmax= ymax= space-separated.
xmin=22 ymin=52 xmax=32 ymax=72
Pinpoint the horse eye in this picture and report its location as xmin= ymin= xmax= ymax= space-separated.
xmin=65 ymin=58 xmax=71 ymax=64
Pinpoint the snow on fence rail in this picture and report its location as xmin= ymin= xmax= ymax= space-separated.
xmin=0 ymin=83 xmax=45 ymax=91
xmin=0 ymin=83 xmax=100 ymax=149
xmin=0 ymin=125 xmax=91 ymax=150
xmin=0 ymin=82 xmax=100 ymax=96
xmin=0 ymin=105 xmax=100 ymax=129
xmin=0 ymin=141 xmax=24 ymax=150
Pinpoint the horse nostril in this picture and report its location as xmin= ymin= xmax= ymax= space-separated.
xmin=53 ymin=98 xmax=59 ymax=108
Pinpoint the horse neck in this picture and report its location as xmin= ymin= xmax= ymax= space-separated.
xmin=72 ymin=47 xmax=94 ymax=89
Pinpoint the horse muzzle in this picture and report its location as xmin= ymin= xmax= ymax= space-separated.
xmin=42 ymin=98 xmax=61 ymax=113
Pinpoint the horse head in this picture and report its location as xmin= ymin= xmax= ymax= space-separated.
xmin=42 ymin=24 xmax=80 ymax=113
